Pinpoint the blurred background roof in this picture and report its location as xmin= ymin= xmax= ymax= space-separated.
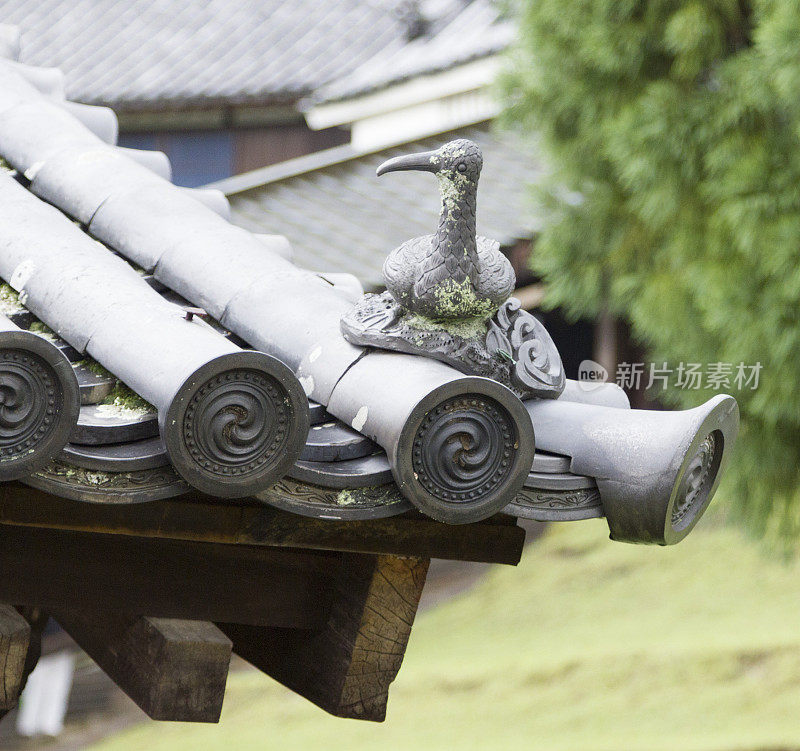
xmin=310 ymin=0 xmax=513 ymax=105
xmin=0 ymin=0 xmax=527 ymax=282
xmin=0 ymin=0 xmax=475 ymax=109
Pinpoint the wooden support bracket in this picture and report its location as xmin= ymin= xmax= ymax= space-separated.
xmin=222 ymin=553 xmax=429 ymax=722
xmin=0 ymin=605 xmax=30 ymax=712
xmin=54 ymin=611 xmax=232 ymax=723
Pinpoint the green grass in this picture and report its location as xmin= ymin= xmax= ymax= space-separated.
xmin=92 ymin=515 xmax=800 ymax=751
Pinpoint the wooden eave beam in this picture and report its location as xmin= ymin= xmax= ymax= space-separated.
xmin=0 ymin=525 xmax=336 ymax=629
xmin=0 ymin=483 xmax=525 ymax=565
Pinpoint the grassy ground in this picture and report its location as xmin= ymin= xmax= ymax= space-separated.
xmin=91 ymin=514 xmax=800 ymax=751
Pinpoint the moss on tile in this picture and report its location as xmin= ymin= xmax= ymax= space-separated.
xmin=98 ymin=382 xmax=155 ymax=418
xmin=0 ymin=283 xmax=23 ymax=316
xmin=28 ymin=321 xmax=59 ymax=342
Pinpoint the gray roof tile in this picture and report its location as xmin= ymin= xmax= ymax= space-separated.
xmin=311 ymin=0 xmax=513 ymax=105
xmin=0 ymin=0 xmax=422 ymax=108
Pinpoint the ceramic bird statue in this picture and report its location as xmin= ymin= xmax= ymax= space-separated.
xmin=376 ymin=139 xmax=515 ymax=320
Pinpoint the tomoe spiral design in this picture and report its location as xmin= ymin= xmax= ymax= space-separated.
xmin=164 ymin=352 xmax=310 ymax=498
xmin=672 ymin=431 xmax=720 ymax=530
xmin=0 ymin=348 xmax=59 ymax=463
xmin=412 ymin=395 xmax=516 ymax=503
xmin=183 ymin=369 xmax=289 ymax=479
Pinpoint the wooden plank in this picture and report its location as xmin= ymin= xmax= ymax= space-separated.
xmin=0 ymin=525 xmax=336 ymax=629
xmin=54 ymin=611 xmax=232 ymax=722
xmin=0 ymin=605 xmax=30 ymax=711
xmin=0 ymin=483 xmax=525 ymax=565
xmin=222 ymin=554 xmax=429 ymax=722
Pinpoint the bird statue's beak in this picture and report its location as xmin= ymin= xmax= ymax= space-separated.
xmin=376 ymin=149 xmax=439 ymax=177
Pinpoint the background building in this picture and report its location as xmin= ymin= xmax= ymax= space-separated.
xmin=0 ymin=0 xmax=466 ymax=185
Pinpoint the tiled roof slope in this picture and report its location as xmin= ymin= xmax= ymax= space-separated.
xmin=310 ymin=0 xmax=513 ymax=105
xmin=216 ymin=124 xmax=544 ymax=287
xmin=0 ymin=0 xmax=460 ymax=108
xmin=0 ymin=55 xmax=558 ymax=523
xmin=0 ymin=49 xmax=738 ymax=544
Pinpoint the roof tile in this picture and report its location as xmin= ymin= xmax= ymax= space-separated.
xmin=312 ymin=0 xmax=513 ymax=105
xmin=0 ymin=0 xmax=413 ymax=107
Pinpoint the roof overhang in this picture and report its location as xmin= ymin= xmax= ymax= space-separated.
xmin=305 ymin=57 xmax=502 ymax=150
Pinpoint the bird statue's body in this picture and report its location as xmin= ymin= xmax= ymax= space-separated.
xmin=341 ymin=138 xmax=564 ymax=400
xmin=377 ymin=139 xmax=515 ymax=320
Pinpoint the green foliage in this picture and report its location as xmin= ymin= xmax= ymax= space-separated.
xmin=501 ymin=0 xmax=800 ymax=547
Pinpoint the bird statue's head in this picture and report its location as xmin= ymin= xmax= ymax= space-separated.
xmin=376 ymin=139 xmax=483 ymax=187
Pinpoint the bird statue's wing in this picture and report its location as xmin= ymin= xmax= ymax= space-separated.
xmin=476 ymin=236 xmax=516 ymax=304
xmin=383 ymin=236 xmax=432 ymax=309
xmin=412 ymin=234 xmax=471 ymax=302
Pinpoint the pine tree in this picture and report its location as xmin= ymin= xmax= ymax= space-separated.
xmin=501 ymin=0 xmax=800 ymax=547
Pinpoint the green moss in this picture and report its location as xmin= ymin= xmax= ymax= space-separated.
xmin=0 ymin=284 xmax=23 ymax=316
xmin=85 ymin=470 xmax=112 ymax=485
xmin=99 ymin=383 xmax=155 ymax=418
xmin=435 ymin=143 xmax=470 ymax=222
xmin=406 ymin=309 xmax=489 ymax=340
xmin=28 ymin=321 xmax=58 ymax=342
xmin=335 ymin=489 xmax=358 ymax=507
xmin=430 ymin=277 xmax=497 ymax=321
xmin=334 ymin=486 xmax=403 ymax=508
xmin=438 ymin=169 xmax=462 ymax=216
xmin=85 ymin=359 xmax=114 ymax=379
xmin=75 ymin=358 xmax=116 ymax=381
